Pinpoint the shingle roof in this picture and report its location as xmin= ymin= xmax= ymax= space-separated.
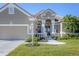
xmin=35 ymin=9 xmax=56 ymax=18
xmin=0 ymin=3 xmax=63 ymax=21
xmin=55 ymin=15 xmax=63 ymax=21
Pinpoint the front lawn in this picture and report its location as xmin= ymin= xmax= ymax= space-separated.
xmin=8 ymin=40 xmax=79 ymax=56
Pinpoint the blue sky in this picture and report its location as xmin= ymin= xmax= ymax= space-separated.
xmin=0 ymin=3 xmax=79 ymax=16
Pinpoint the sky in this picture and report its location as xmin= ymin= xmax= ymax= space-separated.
xmin=0 ymin=3 xmax=79 ymax=16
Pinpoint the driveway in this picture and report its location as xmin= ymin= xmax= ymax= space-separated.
xmin=0 ymin=39 xmax=24 ymax=56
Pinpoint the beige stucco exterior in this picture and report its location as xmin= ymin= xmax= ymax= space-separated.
xmin=0 ymin=4 xmax=32 ymax=39
xmin=0 ymin=3 xmax=62 ymax=40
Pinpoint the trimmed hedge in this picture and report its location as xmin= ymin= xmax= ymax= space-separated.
xmin=59 ymin=34 xmax=79 ymax=40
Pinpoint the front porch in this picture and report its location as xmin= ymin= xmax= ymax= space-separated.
xmin=28 ymin=9 xmax=63 ymax=42
xmin=34 ymin=19 xmax=61 ymax=41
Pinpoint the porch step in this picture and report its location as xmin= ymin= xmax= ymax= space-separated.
xmin=47 ymin=40 xmax=65 ymax=44
xmin=48 ymin=37 xmax=54 ymax=40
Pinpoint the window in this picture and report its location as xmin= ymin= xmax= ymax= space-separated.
xmin=8 ymin=4 xmax=14 ymax=14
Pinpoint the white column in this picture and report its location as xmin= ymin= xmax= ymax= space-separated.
xmin=42 ymin=20 xmax=45 ymax=33
xmin=27 ymin=24 xmax=29 ymax=34
xmin=60 ymin=22 xmax=62 ymax=37
xmin=31 ymin=22 xmax=34 ymax=45
xmin=52 ymin=20 xmax=54 ymax=34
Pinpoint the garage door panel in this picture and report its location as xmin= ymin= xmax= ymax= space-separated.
xmin=0 ymin=26 xmax=27 ymax=39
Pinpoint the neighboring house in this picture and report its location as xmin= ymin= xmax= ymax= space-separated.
xmin=0 ymin=3 xmax=63 ymax=40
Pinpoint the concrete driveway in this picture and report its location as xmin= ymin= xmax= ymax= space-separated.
xmin=0 ymin=39 xmax=24 ymax=56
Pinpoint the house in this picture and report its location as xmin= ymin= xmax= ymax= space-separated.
xmin=0 ymin=3 xmax=63 ymax=40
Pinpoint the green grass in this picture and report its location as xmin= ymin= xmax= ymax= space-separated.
xmin=8 ymin=40 xmax=79 ymax=56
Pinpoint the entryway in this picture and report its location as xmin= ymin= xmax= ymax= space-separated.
xmin=45 ymin=19 xmax=52 ymax=38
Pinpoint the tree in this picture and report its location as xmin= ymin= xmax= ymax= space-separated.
xmin=63 ymin=15 xmax=79 ymax=33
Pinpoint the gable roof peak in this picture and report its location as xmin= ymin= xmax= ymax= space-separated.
xmin=0 ymin=3 xmax=32 ymax=16
xmin=44 ymin=8 xmax=56 ymax=14
xmin=45 ymin=8 xmax=52 ymax=11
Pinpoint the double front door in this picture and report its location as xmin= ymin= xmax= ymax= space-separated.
xmin=45 ymin=19 xmax=52 ymax=37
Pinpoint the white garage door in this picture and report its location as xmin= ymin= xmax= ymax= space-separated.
xmin=0 ymin=26 xmax=27 ymax=40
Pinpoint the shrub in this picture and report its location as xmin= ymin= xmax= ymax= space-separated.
xmin=51 ymin=35 xmax=61 ymax=40
xmin=26 ymin=37 xmax=32 ymax=42
xmin=26 ymin=36 xmax=40 ymax=42
xmin=25 ymin=36 xmax=40 ymax=46
xmin=52 ymin=36 xmax=58 ymax=40
xmin=59 ymin=34 xmax=79 ymax=40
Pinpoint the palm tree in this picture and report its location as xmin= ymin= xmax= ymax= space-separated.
xmin=63 ymin=15 xmax=79 ymax=33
